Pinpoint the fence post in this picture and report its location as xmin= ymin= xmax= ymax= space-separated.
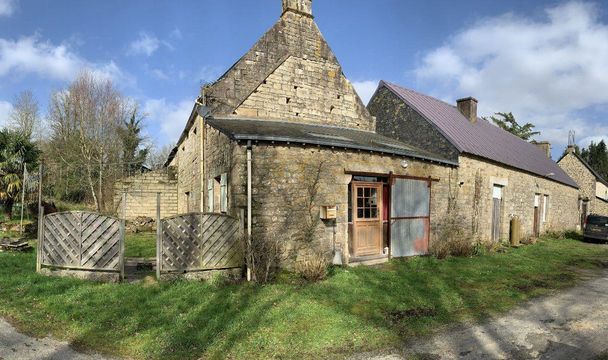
xmin=156 ymin=192 xmax=161 ymax=280
xmin=119 ymin=192 xmax=126 ymax=281
xmin=36 ymin=164 xmax=43 ymax=273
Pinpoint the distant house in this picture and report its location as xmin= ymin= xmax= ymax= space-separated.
xmin=558 ymin=147 xmax=608 ymax=226
xmin=368 ymin=81 xmax=580 ymax=241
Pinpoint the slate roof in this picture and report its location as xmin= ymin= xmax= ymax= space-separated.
xmin=206 ymin=117 xmax=458 ymax=166
xmin=381 ymin=81 xmax=578 ymax=188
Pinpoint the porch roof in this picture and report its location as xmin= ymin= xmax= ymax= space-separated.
xmin=206 ymin=117 xmax=458 ymax=166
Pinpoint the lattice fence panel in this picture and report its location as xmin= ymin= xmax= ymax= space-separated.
xmin=160 ymin=213 xmax=242 ymax=273
xmin=41 ymin=211 xmax=122 ymax=271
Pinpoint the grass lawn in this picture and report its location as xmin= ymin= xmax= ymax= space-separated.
xmin=124 ymin=232 xmax=156 ymax=258
xmin=0 ymin=236 xmax=607 ymax=359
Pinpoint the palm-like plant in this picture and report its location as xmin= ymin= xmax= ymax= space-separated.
xmin=0 ymin=129 xmax=39 ymax=219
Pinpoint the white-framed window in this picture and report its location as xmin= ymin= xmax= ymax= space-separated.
xmin=542 ymin=195 xmax=549 ymax=223
xmin=207 ymin=179 xmax=214 ymax=212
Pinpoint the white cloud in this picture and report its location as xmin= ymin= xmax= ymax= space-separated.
xmin=0 ymin=0 xmax=15 ymax=17
xmin=128 ymin=32 xmax=161 ymax=56
xmin=352 ymin=80 xmax=379 ymax=105
xmin=196 ymin=66 xmax=222 ymax=84
xmin=414 ymin=1 xmax=608 ymax=152
xmin=151 ymin=68 xmax=169 ymax=80
xmin=143 ymin=98 xmax=193 ymax=146
xmin=0 ymin=35 xmax=130 ymax=84
xmin=0 ymin=100 xmax=12 ymax=128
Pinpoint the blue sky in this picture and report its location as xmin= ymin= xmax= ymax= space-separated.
xmin=0 ymin=0 xmax=607 ymax=159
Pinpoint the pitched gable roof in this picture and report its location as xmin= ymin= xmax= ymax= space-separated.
xmin=381 ymin=81 xmax=578 ymax=188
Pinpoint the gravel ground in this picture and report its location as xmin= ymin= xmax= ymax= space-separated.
xmin=354 ymin=268 xmax=608 ymax=360
xmin=0 ymin=318 xmax=116 ymax=360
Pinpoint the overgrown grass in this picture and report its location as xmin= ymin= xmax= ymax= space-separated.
xmin=0 ymin=237 xmax=606 ymax=359
xmin=124 ymin=232 xmax=156 ymax=258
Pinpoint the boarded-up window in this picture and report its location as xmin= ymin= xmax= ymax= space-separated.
xmin=542 ymin=195 xmax=549 ymax=223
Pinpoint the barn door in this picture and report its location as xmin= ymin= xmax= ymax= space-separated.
xmin=352 ymin=182 xmax=383 ymax=257
xmin=390 ymin=177 xmax=430 ymax=257
xmin=492 ymin=185 xmax=502 ymax=242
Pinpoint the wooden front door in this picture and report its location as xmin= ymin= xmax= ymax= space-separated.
xmin=352 ymin=182 xmax=383 ymax=257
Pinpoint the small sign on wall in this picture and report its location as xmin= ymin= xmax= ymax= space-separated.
xmin=320 ymin=205 xmax=337 ymax=220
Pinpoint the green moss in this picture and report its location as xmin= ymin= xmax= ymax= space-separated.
xmin=0 ymin=237 xmax=606 ymax=359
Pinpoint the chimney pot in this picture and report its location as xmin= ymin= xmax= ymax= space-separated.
xmin=456 ymin=97 xmax=478 ymax=124
xmin=282 ymin=0 xmax=313 ymax=17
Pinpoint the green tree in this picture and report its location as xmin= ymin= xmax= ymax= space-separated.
xmin=581 ymin=140 xmax=608 ymax=180
xmin=487 ymin=112 xmax=540 ymax=141
xmin=0 ymin=129 xmax=40 ymax=218
xmin=117 ymin=108 xmax=148 ymax=176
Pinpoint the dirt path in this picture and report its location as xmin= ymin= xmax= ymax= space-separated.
xmin=0 ymin=318 xmax=116 ymax=360
xmin=356 ymin=269 xmax=608 ymax=360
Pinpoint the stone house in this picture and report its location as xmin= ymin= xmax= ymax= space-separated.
xmin=139 ymin=0 xmax=583 ymax=268
xmin=558 ymin=146 xmax=608 ymax=225
xmin=367 ymin=81 xmax=580 ymax=242
xmin=164 ymin=0 xmax=470 ymax=265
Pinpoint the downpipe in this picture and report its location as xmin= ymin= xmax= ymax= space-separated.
xmin=246 ymin=140 xmax=252 ymax=282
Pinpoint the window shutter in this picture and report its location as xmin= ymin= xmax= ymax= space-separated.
xmin=220 ymin=173 xmax=228 ymax=213
xmin=207 ymin=179 xmax=214 ymax=212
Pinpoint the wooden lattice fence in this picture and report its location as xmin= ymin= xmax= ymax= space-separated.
xmin=38 ymin=211 xmax=124 ymax=278
xmin=158 ymin=212 xmax=243 ymax=276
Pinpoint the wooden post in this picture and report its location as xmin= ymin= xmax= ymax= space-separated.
xmin=36 ymin=164 xmax=43 ymax=273
xmin=119 ymin=191 xmax=126 ymax=281
xmin=156 ymin=192 xmax=161 ymax=280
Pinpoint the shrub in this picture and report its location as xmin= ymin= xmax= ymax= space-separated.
xmin=295 ymin=252 xmax=329 ymax=282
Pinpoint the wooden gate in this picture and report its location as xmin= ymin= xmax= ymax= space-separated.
xmin=158 ymin=212 xmax=242 ymax=275
xmin=38 ymin=211 xmax=124 ymax=277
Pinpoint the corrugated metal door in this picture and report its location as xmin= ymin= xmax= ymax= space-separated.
xmin=492 ymin=185 xmax=503 ymax=242
xmin=390 ymin=177 xmax=430 ymax=257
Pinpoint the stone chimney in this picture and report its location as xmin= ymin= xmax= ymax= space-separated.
xmin=532 ymin=141 xmax=551 ymax=158
xmin=282 ymin=0 xmax=313 ymax=17
xmin=456 ymin=97 xmax=478 ymax=124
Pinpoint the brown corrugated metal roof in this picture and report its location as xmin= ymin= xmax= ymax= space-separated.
xmin=381 ymin=81 xmax=578 ymax=188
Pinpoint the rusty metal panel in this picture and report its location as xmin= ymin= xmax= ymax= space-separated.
xmin=391 ymin=218 xmax=428 ymax=257
xmin=391 ymin=178 xmax=429 ymax=217
xmin=390 ymin=178 xmax=430 ymax=257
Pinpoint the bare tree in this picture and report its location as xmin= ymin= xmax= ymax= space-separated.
xmin=9 ymin=90 xmax=42 ymax=140
xmin=146 ymin=143 xmax=173 ymax=169
xmin=46 ymin=71 xmax=140 ymax=212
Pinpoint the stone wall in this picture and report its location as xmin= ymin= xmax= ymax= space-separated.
xmin=114 ymin=169 xmax=178 ymax=220
xmin=459 ymin=155 xmax=579 ymax=241
xmin=204 ymin=10 xmax=374 ymax=130
xmin=558 ymin=152 xmax=608 ymax=217
xmin=226 ymin=142 xmax=455 ymax=264
xmin=369 ymin=86 xmax=459 ymax=162
xmin=174 ymin=116 xmax=203 ymax=213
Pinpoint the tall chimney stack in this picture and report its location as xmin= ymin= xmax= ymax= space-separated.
xmin=456 ymin=97 xmax=478 ymax=124
xmin=282 ymin=0 xmax=313 ymax=17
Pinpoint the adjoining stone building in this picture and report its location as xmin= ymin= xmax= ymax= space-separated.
xmin=368 ymin=81 xmax=580 ymax=242
xmin=558 ymin=146 xmax=608 ymax=225
xmin=114 ymin=169 xmax=178 ymax=220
